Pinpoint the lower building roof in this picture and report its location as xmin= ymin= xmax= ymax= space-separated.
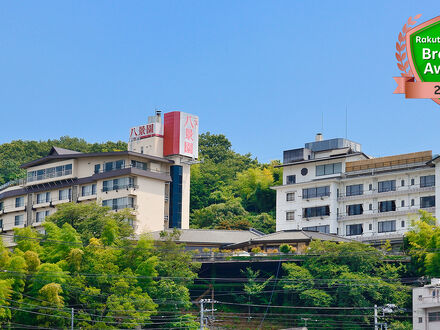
xmin=226 ymin=230 xmax=353 ymax=249
xmin=148 ymin=228 xmax=265 ymax=245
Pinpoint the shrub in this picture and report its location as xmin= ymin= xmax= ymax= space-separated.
xmin=280 ymin=244 xmax=295 ymax=254
xmin=202 ymin=248 xmax=211 ymax=253
xmin=251 ymin=247 xmax=262 ymax=254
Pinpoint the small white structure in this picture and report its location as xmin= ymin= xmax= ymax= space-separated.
xmin=413 ymin=278 xmax=440 ymax=329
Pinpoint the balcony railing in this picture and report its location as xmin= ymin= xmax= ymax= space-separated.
xmin=337 ymin=207 xmax=435 ymax=221
xmin=102 ymin=184 xmax=138 ymax=192
xmin=95 ymin=164 xmax=169 ymax=175
xmin=337 ymin=185 xmax=435 ymax=201
xmin=0 ymin=178 xmax=26 ymax=192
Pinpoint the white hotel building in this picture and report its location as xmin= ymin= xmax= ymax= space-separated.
xmin=272 ymin=134 xmax=439 ymax=245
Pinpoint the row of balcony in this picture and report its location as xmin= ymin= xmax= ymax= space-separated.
xmin=337 ymin=185 xmax=435 ymax=201
xmin=1 ymin=162 xmax=169 ymax=194
xmin=286 ymin=185 xmax=435 ymax=203
xmin=336 ymin=207 xmax=435 ymax=221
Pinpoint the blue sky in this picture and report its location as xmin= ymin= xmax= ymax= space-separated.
xmin=1 ymin=1 xmax=439 ymax=162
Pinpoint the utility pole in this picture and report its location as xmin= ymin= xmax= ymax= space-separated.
xmin=71 ymin=307 xmax=74 ymax=330
xmin=200 ymin=300 xmax=204 ymax=330
xmin=199 ymin=299 xmax=217 ymax=329
xmin=374 ymin=304 xmax=378 ymax=330
xmin=301 ymin=317 xmax=310 ymax=327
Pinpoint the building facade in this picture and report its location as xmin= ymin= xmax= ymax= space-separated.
xmin=0 ymin=110 xmax=199 ymax=244
xmin=272 ymin=134 xmax=437 ymax=243
xmin=413 ymin=278 xmax=440 ymax=330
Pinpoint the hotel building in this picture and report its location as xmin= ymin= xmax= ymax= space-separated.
xmin=272 ymin=134 xmax=437 ymax=244
xmin=0 ymin=111 xmax=199 ymax=245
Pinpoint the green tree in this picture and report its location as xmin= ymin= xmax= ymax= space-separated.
xmin=233 ymin=163 xmax=281 ymax=213
xmin=45 ymin=202 xmax=134 ymax=244
xmin=0 ymin=279 xmax=13 ymax=322
xmin=405 ymin=210 xmax=440 ymax=276
xmin=191 ymin=198 xmax=251 ymax=230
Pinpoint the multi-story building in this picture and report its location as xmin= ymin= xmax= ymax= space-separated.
xmin=413 ymin=278 xmax=440 ymax=330
xmin=0 ymin=110 xmax=199 ymax=245
xmin=272 ymin=134 xmax=437 ymax=244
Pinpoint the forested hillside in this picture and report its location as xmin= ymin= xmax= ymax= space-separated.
xmin=0 ymin=133 xmax=280 ymax=233
xmin=0 ymin=137 xmax=127 ymax=186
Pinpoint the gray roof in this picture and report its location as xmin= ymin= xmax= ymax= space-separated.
xmin=226 ymin=230 xmax=353 ymax=248
xmin=21 ymin=149 xmax=174 ymax=168
xmin=49 ymin=146 xmax=82 ymax=155
xmin=149 ymin=228 xmax=264 ymax=245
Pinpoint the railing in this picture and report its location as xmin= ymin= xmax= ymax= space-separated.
xmin=102 ymin=184 xmax=138 ymax=192
xmin=0 ymin=178 xmax=26 ymax=192
xmin=345 ymin=158 xmax=430 ymax=174
xmin=96 ymin=164 xmax=169 ymax=175
xmin=27 ymin=166 xmax=72 ymax=183
xmin=338 ymin=185 xmax=435 ymax=201
xmin=337 ymin=207 xmax=435 ymax=221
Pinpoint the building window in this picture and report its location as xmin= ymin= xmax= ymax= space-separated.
xmin=58 ymin=189 xmax=71 ymax=201
xmin=15 ymin=197 xmax=25 ymax=208
xmin=286 ymin=211 xmax=295 ymax=221
xmin=411 ymin=178 xmax=415 ymax=186
xmin=103 ymin=177 xmax=135 ymax=192
xmin=286 ymin=175 xmax=296 ymax=184
xmin=378 ymin=220 xmax=396 ymax=233
xmin=102 ymin=197 xmax=135 ymax=210
xmin=347 ymin=204 xmax=363 ymax=216
xmin=411 ymin=199 xmax=415 ymax=206
xmin=369 ymin=223 xmax=372 ymax=230
xmin=286 ymin=192 xmax=295 ymax=201
xmin=346 ymin=184 xmax=363 ymax=196
xmin=401 ymin=200 xmax=405 ymax=207
xmin=418 ymin=317 xmax=423 ymax=323
xmin=302 ymin=186 xmax=330 ymax=199
xmin=428 ymin=312 xmax=440 ymax=322
xmin=420 ymin=175 xmax=435 ymax=188
xmin=369 ymin=203 xmax=372 ymax=210
xmin=36 ymin=210 xmax=50 ymax=223
xmin=27 ymin=164 xmax=72 ymax=182
xmin=401 ymin=220 xmax=405 ymax=228
xmin=401 ymin=179 xmax=405 ymax=187
xmin=131 ymin=160 xmax=148 ymax=170
xmin=37 ymin=192 xmax=51 ymax=204
xmin=378 ymin=200 xmax=396 ymax=213
xmin=0 ymin=202 xmax=3 ymax=211
xmin=303 ymin=205 xmax=330 ymax=218
xmin=420 ymin=196 xmax=435 ymax=208
xmin=303 ymin=225 xmax=330 ymax=234
xmin=316 ymin=163 xmax=342 ymax=176
xmin=104 ymin=160 xmax=125 ymax=172
xmin=94 ymin=164 xmax=101 ymax=174
xmin=15 ymin=215 xmax=24 ymax=226
xmin=81 ymin=184 xmax=97 ymax=197
xmin=346 ymin=224 xmax=363 ymax=236
xmin=0 ymin=219 xmax=3 ymax=229
xmin=378 ymin=180 xmax=396 ymax=193
xmin=369 ymin=184 xmax=373 ymax=191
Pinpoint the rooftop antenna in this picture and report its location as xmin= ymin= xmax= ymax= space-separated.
xmin=321 ymin=112 xmax=324 ymax=133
